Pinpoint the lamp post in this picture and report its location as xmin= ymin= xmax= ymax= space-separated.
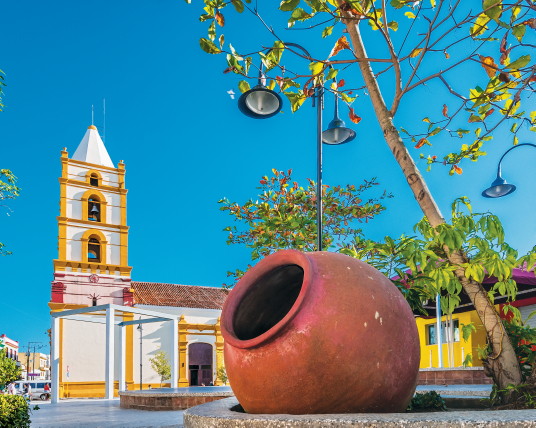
xmin=237 ymin=42 xmax=356 ymax=251
xmin=482 ymin=143 xmax=536 ymax=198
xmin=137 ymin=321 xmax=143 ymax=390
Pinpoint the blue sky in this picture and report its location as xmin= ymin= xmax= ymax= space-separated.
xmin=1 ymin=1 xmax=535 ymax=352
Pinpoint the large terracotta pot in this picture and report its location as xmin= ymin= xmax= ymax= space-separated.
xmin=221 ymin=250 xmax=420 ymax=414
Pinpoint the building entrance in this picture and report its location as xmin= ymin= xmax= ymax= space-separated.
xmin=188 ymin=343 xmax=213 ymax=386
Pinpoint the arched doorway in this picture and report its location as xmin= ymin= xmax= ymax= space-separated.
xmin=188 ymin=343 xmax=213 ymax=386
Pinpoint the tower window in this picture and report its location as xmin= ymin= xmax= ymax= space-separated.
xmin=88 ymin=238 xmax=101 ymax=262
xmin=88 ymin=198 xmax=101 ymax=222
xmin=90 ymin=174 xmax=99 ymax=186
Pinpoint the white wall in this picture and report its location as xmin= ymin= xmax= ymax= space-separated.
xmin=520 ymin=303 xmax=536 ymax=328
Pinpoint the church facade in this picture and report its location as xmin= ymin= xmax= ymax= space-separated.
xmin=49 ymin=126 xmax=227 ymax=398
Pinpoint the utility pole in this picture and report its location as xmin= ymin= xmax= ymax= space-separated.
xmin=25 ymin=342 xmax=45 ymax=380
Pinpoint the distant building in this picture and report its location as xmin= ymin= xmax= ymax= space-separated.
xmin=1 ymin=334 xmax=19 ymax=362
xmin=49 ymin=126 xmax=227 ymax=398
xmin=17 ymin=352 xmax=50 ymax=380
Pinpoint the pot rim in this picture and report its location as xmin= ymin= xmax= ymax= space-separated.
xmin=221 ymin=249 xmax=314 ymax=349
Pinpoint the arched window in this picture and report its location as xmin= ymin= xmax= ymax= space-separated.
xmin=90 ymin=173 xmax=99 ymax=186
xmin=88 ymin=237 xmax=101 ymax=262
xmin=88 ymin=197 xmax=101 ymax=222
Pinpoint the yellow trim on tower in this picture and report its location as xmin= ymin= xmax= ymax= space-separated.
xmin=68 ymin=158 xmax=118 ymax=172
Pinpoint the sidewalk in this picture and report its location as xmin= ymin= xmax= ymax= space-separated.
xmin=30 ymin=398 xmax=184 ymax=428
xmin=29 ymin=385 xmax=495 ymax=428
xmin=416 ymin=384 xmax=492 ymax=397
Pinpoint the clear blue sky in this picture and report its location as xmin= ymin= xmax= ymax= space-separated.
xmin=1 ymin=1 xmax=535 ymax=353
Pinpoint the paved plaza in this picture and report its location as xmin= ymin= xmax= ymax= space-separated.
xmin=30 ymin=398 xmax=184 ymax=428
xmin=29 ymin=385 xmax=533 ymax=428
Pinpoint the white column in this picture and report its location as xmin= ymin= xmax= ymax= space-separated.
xmin=171 ymin=319 xmax=178 ymax=388
xmin=436 ymin=294 xmax=443 ymax=368
xmin=118 ymin=325 xmax=126 ymax=391
xmin=105 ymin=307 xmax=115 ymax=399
xmin=51 ymin=316 xmax=60 ymax=404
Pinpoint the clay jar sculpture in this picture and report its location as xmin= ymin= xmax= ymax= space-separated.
xmin=221 ymin=250 xmax=420 ymax=414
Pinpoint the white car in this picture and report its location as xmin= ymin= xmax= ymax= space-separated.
xmin=12 ymin=381 xmax=51 ymax=400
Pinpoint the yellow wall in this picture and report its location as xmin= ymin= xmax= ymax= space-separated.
xmin=416 ymin=310 xmax=487 ymax=369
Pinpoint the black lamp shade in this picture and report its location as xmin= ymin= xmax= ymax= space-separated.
xmin=238 ymin=85 xmax=283 ymax=119
xmin=482 ymin=176 xmax=516 ymax=198
xmin=322 ymin=118 xmax=356 ymax=145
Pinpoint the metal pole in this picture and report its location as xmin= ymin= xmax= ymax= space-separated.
xmin=316 ymin=85 xmax=323 ymax=252
xmin=436 ymin=294 xmax=443 ymax=368
xmin=139 ymin=323 xmax=143 ymax=390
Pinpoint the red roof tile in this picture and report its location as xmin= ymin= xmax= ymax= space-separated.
xmin=131 ymin=282 xmax=228 ymax=309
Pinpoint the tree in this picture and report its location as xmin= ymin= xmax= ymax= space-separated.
xmin=0 ymin=70 xmax=21 ymax=256
xmin=186 ymin=0 xmax=536 ymax=394
xmin=219 ymin=169 xmax=390 ymax=285
xmin=0 ymin=349 xmax=22 ymax=389
xmin=149 ymin=351 xmax=171 ymax=388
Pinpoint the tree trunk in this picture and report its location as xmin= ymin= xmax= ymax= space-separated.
xmin=342 ymin=18 xmax=522 ymax=390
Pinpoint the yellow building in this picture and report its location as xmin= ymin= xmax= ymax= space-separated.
xmin=415 ymin=311 xmax=487 ymax=369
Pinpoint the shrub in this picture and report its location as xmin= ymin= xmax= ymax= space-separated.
xmin=0 ymin=395 xmax=30 ymax=428
xmin=407 ymin=391 xmax=447 ymax=412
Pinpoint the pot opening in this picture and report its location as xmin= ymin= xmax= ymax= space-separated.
xmin=233 ymin=264 xmax=304 ymax=341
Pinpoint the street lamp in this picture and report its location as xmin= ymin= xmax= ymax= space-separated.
xmin=237 ymin=42 xmax=356 ymax=251
xmin=137 ymin=320 xmax=143 ymax=390
xmin=482 ymin=143 xmax=536 ymax=198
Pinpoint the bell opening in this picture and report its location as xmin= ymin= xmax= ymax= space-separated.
xmin=233 ymin=264 xmax=304 ymax=341
xmin=245 ymin=91 xmax=280 ymax=115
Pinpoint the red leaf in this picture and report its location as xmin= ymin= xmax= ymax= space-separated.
xmin=329 ymin=36 xmax=351 ymax=58
xmin=484 ymin=109 xmax=495 ymax=118
xmin=260 ymin=180 xmax=267 ymax=185
xmin=338 ymin=79 xmax=345 ymax=88
xmin=215 ymin=11 xmax=225 ymax=27
xmin=348 ymin=107 xmax=361 ymax=124
xmin=479 ymin=55 xmax=498 ymax=78
xmin=442 ymin=104 xmax=449 ymax=118
xmin=414 ymin=138 xmax=428 ymax=149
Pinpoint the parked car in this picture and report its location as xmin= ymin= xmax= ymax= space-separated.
xmin=12 ymin=381 xmax=51 ymax=400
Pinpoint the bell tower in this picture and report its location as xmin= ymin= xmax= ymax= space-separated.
xmin=50 ymin=125 xmax=133 ymax=310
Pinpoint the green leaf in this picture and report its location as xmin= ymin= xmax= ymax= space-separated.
xmin=387 ymin=21 xmax=399 ymax=31
xmin=238 ymin=80 xmax=251 ymax=93
xmin=322 ymin=25 xmax=334 ymax=38
xmin=284 ymin=92 xmax=307 ymax=112
xmin=507 ymin=55 xmax=530 ymax=70
xmin=483 ymin=0 xmax=502 ymax=21
xmin=231 ymin=0 xmax=245 ymax=13
xmin=309 ymin=61 xmax=324 ymax=76
xmin=280 ymin=0 xmax=300 ymax=11
xmin=512 ymin=24 xmax=526 ymax=42
xmin=326 ymin=68 xmax=338 ymax=81
xmin=199 ymin=37 xmax=221 ymax=54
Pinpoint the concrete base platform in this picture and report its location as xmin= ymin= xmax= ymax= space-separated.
xmin=183 ymin=397 xmax=536 ymax=427
xmin=119 ymin=386 xmax=233 ymax=411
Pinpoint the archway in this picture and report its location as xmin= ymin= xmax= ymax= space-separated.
xmin=188 ymin=343 xmax=213 ymax=386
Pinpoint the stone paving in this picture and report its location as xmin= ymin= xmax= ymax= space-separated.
xmin=29 ymin=385 xmax=535 ymax=428
xmin=30 ymin=398 xmax=184 ymax=428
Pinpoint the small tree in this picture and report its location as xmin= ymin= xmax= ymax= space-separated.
xmin=220 ymin=169 xmax=390 ymax=285
xmin=0 ymin=349 xmax=21 ymax=389
xmin=149 ymin=351 xmax=171 ymax=388
xmin=216 ymin=366 xmax=228 ymax=385
xmin=0 ymin=69 xmax=21 ymax=256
